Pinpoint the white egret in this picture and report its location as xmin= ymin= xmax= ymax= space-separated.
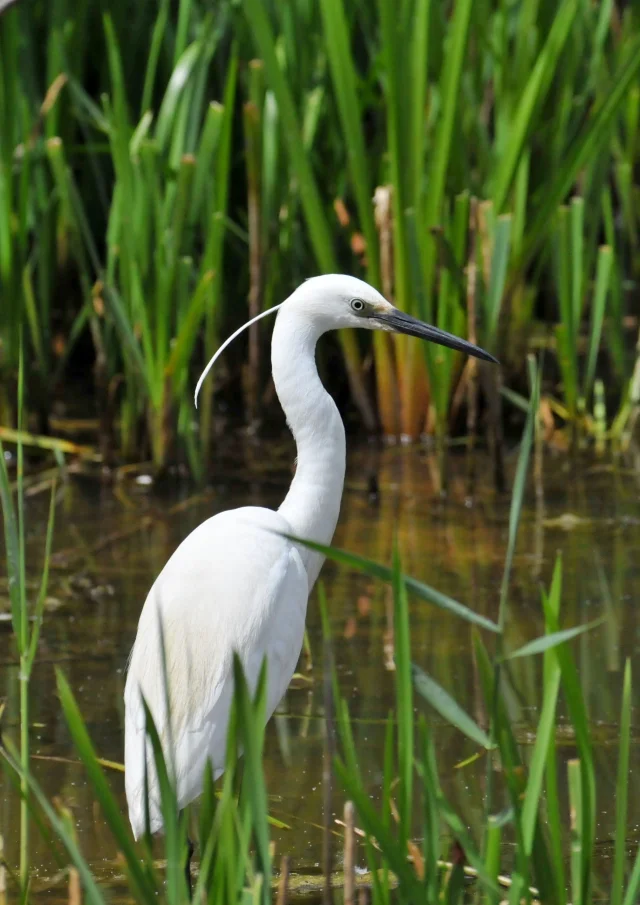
xmin=124 ymin=274 xmax=496 ymax=844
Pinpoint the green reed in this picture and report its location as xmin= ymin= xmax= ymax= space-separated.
xmin=2 ymin=0 xmax=640 ymax=471
xmin=99 ymin=10 xmax=236 ymax=469
xmin=552 ymin=197 xmax=614 ymax=434
xmin=43 ymin=4 xmax=238 ymax=471
xmin=241 ymin=0 xmax=376 ymax=430
xmin=0 ymin=350 xmax=56 ymax=898
xmin=243 ymin=0 xmax=640 ymax=446
xmin=0 ymin=5 xmax=59 ymax=430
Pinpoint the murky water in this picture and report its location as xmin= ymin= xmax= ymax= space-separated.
xmin=1 ymin=443 xmax=639 ymax=900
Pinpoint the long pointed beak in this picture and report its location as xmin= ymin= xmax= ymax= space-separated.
xmin=374 ymin=308 xmax=498 ymax=364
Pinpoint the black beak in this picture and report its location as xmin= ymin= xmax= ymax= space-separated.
xmin=373 ymin=308 xmax=499 ymax=364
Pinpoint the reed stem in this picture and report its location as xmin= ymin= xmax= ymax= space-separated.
xmin=0 ymin=833 xmax=5 ymax=905
xmin=19 ymin=662 xmax=29 ymax=896
xmin=343 ymin=801 xmax=355 ymax=905
xmin=276 ymin=856 xmax=289 ymax=905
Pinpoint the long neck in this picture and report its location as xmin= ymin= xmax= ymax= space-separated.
xmin=272 ymin=306 xmax=346 ymax=589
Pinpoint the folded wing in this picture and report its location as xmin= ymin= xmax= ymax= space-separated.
xmin=124 ymin=506 xmax=308 ymax=837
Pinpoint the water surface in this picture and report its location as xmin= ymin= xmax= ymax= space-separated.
xmin=1 ymin=443 xmax=639 ymax=899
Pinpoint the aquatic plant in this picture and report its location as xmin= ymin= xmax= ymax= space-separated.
xmin=0 ymin=9 xmax=89 ymax=432
xmin=1 ymin=0 xmax=640 ymax=473
xmin=244 ymin=0 xmax=640 ymax=447
xmin=98 ymin=11 xmax=237 ymax=471
xmin=0 ymin=351 xmax=56 ymax=898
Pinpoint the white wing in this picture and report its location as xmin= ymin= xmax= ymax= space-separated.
xmin=124 ymin=506 xmax=308 ymax=837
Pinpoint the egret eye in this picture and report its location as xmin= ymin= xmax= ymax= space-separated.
xmin=350 ymin=298 xmax=365 ymax=313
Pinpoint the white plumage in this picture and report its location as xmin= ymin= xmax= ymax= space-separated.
xmin=124 ymin=508 xmax=307 ymax=835
xmin=124 ymin=274 xmax=495 ymax=837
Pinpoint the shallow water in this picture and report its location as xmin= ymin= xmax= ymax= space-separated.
xmin=1 ymin=442 xmax=639 ymax=900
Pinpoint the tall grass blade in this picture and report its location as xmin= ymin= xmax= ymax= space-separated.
xmin=284 ymin=535 xmax=500 ymax=632
xmin=26 ymin=481 xmax=56 ymax=670
xmin=242 ymin=0 xmax=334 ymax=272
xmin=542 ymin=597 xmax=596 ymax=904
xmin=418 ymin=716 xmax=440 ymax=902
xmin=233 ymin=654 xmax=271 ymax=902
xmin=498 ymin=355 xmax=540 ymax=628
xmin=622 ymin=847 xmax=640 ymax=905
xmin=583 ymin=245 xmax=613 ymax=404
xmin=422 ymin=0 xmax=473 ymax=295
xmin=417 ymin=725 xmax=500 ymax=897
xmin=242 ymin=0 xmax=371 ymax=425
xmin=475 ymin=628 xmax=556 ymax=901
xmin=412 ymin=663 xmax=492 ymax=749
xmin=568 ymin=759 xmax=583 ymax=905
xmin=543 ymin=559 xmax=567 ymax=905
xmin=55 ymin=670 xmax=158 ymax=901
xmin=484 ymin=816 xmax=501 ymax=905
xmin=570 ymin=196 xmax=584 ymax=332
xmin=319 ymin=0 xmax=379 ymax=282
xmin=520 ymin=36 xmax=640 ymax=269
xmin=485 ymin=215 xmax=512 ymax=351
xmin=611 ymin=659 xmax=631 ymax=905
xmin=391 ymin=542 xmax=413 ymax=839
xmin=0 ymin=743 xmax=108 ymax=905
xmin=521 ymin=655 xmax=560 ymax=855
xmin=140 ymin=699 xmax=186 ymax=904
xmin=0 ymin=437 xmax=21 ymax=635
xmin=503 ymin=620 xmax=602 ymax=661
xmin=492 ymin=0 xmax=578 ymax=213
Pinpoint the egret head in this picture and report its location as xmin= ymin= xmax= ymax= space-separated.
xmin=195 ymin=273 xmax=496 ymax=406
xmin=286 ymin=274 xmax=498 ymax=363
